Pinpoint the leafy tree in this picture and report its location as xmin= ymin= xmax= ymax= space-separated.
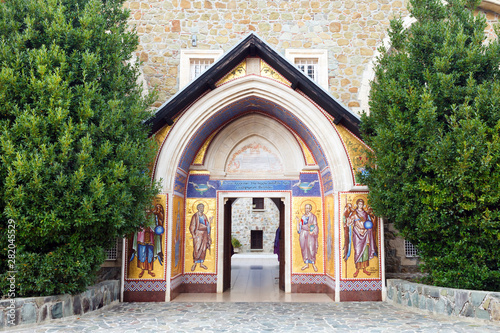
xmin=361 ymin=0 xmax=500 ymax=290
xmin=0 ymin=0 xmax=159 ymax=296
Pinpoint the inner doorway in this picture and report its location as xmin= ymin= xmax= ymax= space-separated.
xmin=222 ymin=197 xmax=285 ymax=301
xmin=217 ymin=191 xmax=291 ymax=295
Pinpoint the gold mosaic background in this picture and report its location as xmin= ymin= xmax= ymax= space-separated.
xmin=127 ymin=194 xmax=167 ymax=280
xmin=339 ymin=192 xmax=380 ymax=280
xmin=171 ymin=195 xmax=184 ymax=277
xmin=336 ymin=125 xmax=371 ymax=184
xmin=291 ymin=196 xmax=323 ymax=274
xmin=184 ymin=198 xmax=217 ymax=273
xmin=324 ymin=194 xmax=335 ymax=277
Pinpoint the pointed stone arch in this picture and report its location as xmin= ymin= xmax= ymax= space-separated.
xmin=148 ymin=75 xmax=360 ymax=300
xmin=124 ymin=53 xmax=385 ymax=302
xmin=201 ymin=114 xmax=305 ymax=179
xmin=153 ymin=75 xmax=354 ymax=191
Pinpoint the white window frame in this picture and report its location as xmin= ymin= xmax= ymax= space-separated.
xmin=285 ymin=49 xmax=328 ymax=90
xmin=252 ymin=197 xmax=265 ymax=212
xmin=295 ymin=58 xmax=319 ymax=83
xmin=179 ymin=50 xmax=224 ymax=89
xmin=190 ymin=59 xmax=214 ymax=82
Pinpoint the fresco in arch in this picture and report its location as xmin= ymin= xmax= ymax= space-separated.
xmin=127 ymin=194 xmax=166 ymax=280
xmin=226 ymin=142 xmax=283 ymax=174
xmin=340 ymin=192 xmax=380 ymax=280
xmin=171 ymin=195 xmax=184 ymax=277
xmin=184 ymin=198 xmax=217 ymax=273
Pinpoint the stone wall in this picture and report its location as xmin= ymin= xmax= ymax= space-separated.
xmin=384 ymin=222 xmax=420 ymax=275
xmin=97 ymin=267 xmax=122 ymax=282
xmin=98 ymin=238 xmax=123 ymax=283
xmin=123 ymin=0 xmax=410 ymax=111
xmin=231 ymin=198 xmax=279 ymax=253
xmin=0 ymin=280 xmax=120 ymax=330
xmin=123 ymin=0 xmax=499 ymax=114
xmin=387 ymin=279 xmax=500 ymax=323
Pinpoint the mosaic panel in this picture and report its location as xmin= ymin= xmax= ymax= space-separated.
xmin=216 ymin=60 xmax=247 ymax=86
xmin=339 ymin=192 xmax=381 ymax=280
xmin=340 ymin=280 xmax=382 ymax=291
xmin=183 ymin=274 xmax=217 ymax=284
xmin=171 ymin=195 xmax=184 ymax=277
xmin=291 ymin=274 xmax=326 ymax=284
xmin=171 ymin=275 xmax=183 ymax=290
xmin=193 ymin=131 xmax=218 ymax=165
xmin=124 ymin=280 xmax=167 ymax=292
xmin=325 ymin=193 xmax=335 ymax=277
xmin=296 ymin=135 xmax=316 ymax=165
xmin=188 ymin=175 xmax=313 ymax=194
xmin=321 ymin=167 xmax=333 ymax=195
xmin=154 ymin=124 xmax=172 ymax=147
xmin=336 ymin=124 xmax=371 ymax=185
xmin=174 ymin=169 xmax=187 ymax=196
xmin=184 ymin=198 xmax=217 ymax=273
xmin=292 ymin=172 xmax=321 ymax=197
xmin=325 ymin=276 xmax=336 ymax=290
xmin=126 ymin=195 xmax=167 ymax=280
xmin=292 ymin=196 xmax=324 ymax=274
xmin=187 ymin=174 xmax=217 ymax=198
xmin=218 ymin=179 xmax=292 ymax=191
xmin=260 ymin=60 xmax=291 ymax=86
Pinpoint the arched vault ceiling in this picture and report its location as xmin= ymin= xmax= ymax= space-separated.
xmin=177 ymin=96 xmax=328 ymax=172
xmin=201 ymin=113 xmax=307 ymax=179
xmin=153 ymin=75 xmax=356 ymax=192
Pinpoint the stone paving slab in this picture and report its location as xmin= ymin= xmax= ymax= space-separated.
xmin=6 ymin=302 xmax=500 ymax=332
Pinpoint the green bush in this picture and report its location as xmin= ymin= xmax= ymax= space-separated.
xmin=12 ymin=243 xmax=105 ymax=296
xmin=361 ymin=0 xmax=500 ymax=290
xmin=0 ymin=0 xmax=159 ymax=296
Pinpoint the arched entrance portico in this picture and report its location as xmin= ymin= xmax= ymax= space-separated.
xmin=158 ymin=76 xmax=349 ymax=301
xmin=123 ymin=35 xmax=384 ymax=302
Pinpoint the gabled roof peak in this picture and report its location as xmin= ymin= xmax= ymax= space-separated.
xmin=146 ymin=33 xmax=361 ymax=137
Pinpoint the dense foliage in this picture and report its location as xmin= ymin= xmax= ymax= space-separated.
xmin=0 ymin=0 xmax=159 ymax=296
xmin=361 ymin=0 xmax=500 ymax=290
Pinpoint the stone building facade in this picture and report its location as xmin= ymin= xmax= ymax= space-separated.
xmin=119 ymin=0 xmax=500 ymax=302
xmin=125 ymin=0 xmax=411 ymax=112
xmin=231 ymin=198 xmax=280 ymax=253
xmin=124 ymin=0 xmax=499 ymax=114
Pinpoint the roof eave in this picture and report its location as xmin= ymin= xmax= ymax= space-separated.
xmin=146 ymin=34 xmax=361 ymax=137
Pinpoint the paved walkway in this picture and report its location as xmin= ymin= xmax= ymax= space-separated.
xmin=7 ymin=255 xmax=500 ymax=332
xmin=9 ymin=301 xmax=500 ymax=332
xmin=173 ymin=254 xmax=331 ymax=302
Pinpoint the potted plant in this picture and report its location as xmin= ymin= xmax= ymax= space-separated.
xmin=231 ymin=236 xmax=242 ymax=253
